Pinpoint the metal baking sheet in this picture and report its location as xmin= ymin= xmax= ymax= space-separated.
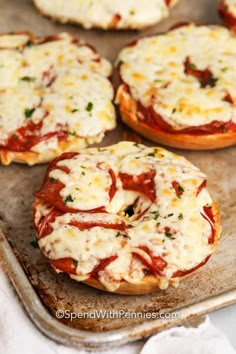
xmin=0 ymin=0 xmax=236 ymax=350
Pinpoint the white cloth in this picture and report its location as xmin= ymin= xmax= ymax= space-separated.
xmin=0 ymin=267 xmax=235 ymax=354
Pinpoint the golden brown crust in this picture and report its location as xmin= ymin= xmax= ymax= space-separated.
xmin=83 ymin=201 xmax=221 ymax=294
xmin=116 ymin=84 xmax=236 ymax=150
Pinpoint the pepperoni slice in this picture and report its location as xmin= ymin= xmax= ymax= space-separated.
xmin=119 ymin=170 xmax=156 ymax=202
xmin=35 ymin=208 xmax=63 ymax=239
xmin=1 ymin=120 xmax=68 ymax=152
xmin=196 ymin=180 xmax=206 ymax=196
xmin=35 ymin=155 xmax=115 ymax=213
xmin=133 ymin=246 xmax=167 ymax=276
xmin=172 ymin=180 xmax=184 ymax=197
xmin=135 ymin=90 xmax=236 ymax=135
xmin=69 ymin=219 xmax=126 ymax=232
xmin=184 ymin=56 xmax=218 ymax=88
xmin=50 ymin=258 xmax=77 ymax=275
xmin=201 ymin=205 xmax=215 ymax=244
xmin=172 ymin=255 xmax=211 ymax=277
xmin=89 ymin=256 xmax=118 ymax=279
xmin=219 ymin=2 xmax=236 ymax=32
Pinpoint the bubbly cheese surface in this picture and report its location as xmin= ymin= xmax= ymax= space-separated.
xmin=116 ymin=24 xmax=236 ymax=129
xmin=33 ymin=0 xmax=177 ymax=29
xmin=35 ymin=142 xmax=217 ymax=292
xmin=0 ymin=33 xmax=115 ymax=151
xmin=224 ymin=0 xmax=236 ymax=16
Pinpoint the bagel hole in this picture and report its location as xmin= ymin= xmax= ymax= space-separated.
xmin=124 ymin=204 xmax=135 ymax=218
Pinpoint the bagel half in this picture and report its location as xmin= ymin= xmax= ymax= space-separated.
xmin=0 ymin=32 xmax=115 ymax=165
xmin=33 ymin=142 xmax=221 ymax=295
xmin=115 ymin=24 xmax=236 ymax=150
xmin=33 ymin=0 xmax=178 ymax=30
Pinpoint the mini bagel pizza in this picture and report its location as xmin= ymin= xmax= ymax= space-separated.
xmin=33 ymin=0 xmax=178 ymax=30
xmin=0 ymin=32 xmax=116 ymax=165
xmin=115 ymin=24 xmax=236 ymax=150
xmin=33 ymin=141 xmax=221 ymax=295
xmin=219 ymin=0 xmax=236 ymax=32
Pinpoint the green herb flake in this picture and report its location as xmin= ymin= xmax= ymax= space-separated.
xmin=206 ymin=203 xmax=212 ymax=209
xmin=12 ymin=133 xmax=18 ymax=140
xmin=49 ymin=177 xmax=55 ymax=182
xmin=81 ymin=171 xmax=86 ymax=176
xmin=221 ymin=67 xmax=228 ymax=72
xmin=116 ymin=231 xmax=131 ymax=240
xmin=118 ymin=60 xmax=124 ymax=67
xmin=65 ymin=195 xmax=74 ymax=203
xmin=24 ymin=107 xmax=35 ymax=119
xmin=178 ymin=213 xmax=183 ymax=220
xmin=133 ymin=143 xmax=140 ymax=147
xmin=172 ymin=108 xmax=177 ymax=114
xmin=69 ymin=131 xmax=77 ymax=136
xmin=19 ymin=76 xmax=35 ymax=82
xmin=167 ymin=213 xmax=174 ymax=217
xmin=80 ymin=165 xmax=86 ymax=169
xmin=222 ymin=127 xmax=227 ymax=134
xmin=86 ymin=102 xmax=93 ymax=112
xmin=156 ymin=222 xmax=161 ymax=227
xmin=72 ymin=259 xmax=78 ymax=267
xmin=71 ymin=108 xmax=78 ymax=113
xmin=129 ymin=9 xmax=135 ymax=15
xmin=203 ymin=76 xmax=218 ymax=87
xmin=25 ymin=39 xmax=34 ymax=47
xmin=151 ymin=211 xmax=160 ymax=220
xmin=146 ymin=152 xmax=155 ymax=157
xmin=30 ymin=240 xmax=39 ymax=249
xmin=165 ymin=232 xmax=174 ymax=239
xmin=189 ymin=62 xmax=197 ymax=70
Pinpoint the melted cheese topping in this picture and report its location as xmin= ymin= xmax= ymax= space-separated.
xmin=116 ymin=24 xmax=236 ymax=129
xmin=33 ymin=0 xmax=177 ymax=29
xmin=0 ymin=33 xmax=115 ymax=151
xmin=35 ymin=142 xmax=217 ymax=292
xmin=224 ymin=0 xmax=236 ymax=16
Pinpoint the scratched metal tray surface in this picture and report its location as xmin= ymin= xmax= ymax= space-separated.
xmin=0 ymin=0 xmax=236 ymax=350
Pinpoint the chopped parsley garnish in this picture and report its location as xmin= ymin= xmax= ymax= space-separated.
xmin=206 ymin=203 xmax=212 ymax=209
xmin=116 ymin=231 xmax=131 ymax=239
xmin=133 ymin=143 xmax=140 ymax=147
xmin=80 ymin=165 xmax=86 ymax=169
xmin=72 ymin=259 xmax=78 ymax=267
xmin=202 ymin=76 xmax=218 ymax=87
xmin=19 ymin=76 xmax=35 ymax=82
xmin=86 ymin=102 xmax=93 ymax=112
xmin=156 ymin=222 xmax=160 ymax=227
xmin=129 ymin=9 xmax=135 ymax=15
xmin=25 ymin=39 xmax=34 ymax=47
xmin=165 ymin=232 xmax=173 ymax=238
xmin=13 ymin=133 xmax=18 ymax=140
xmin=69 ymin=131 xmax=77 ymax=136
xmin=117 ymin=60 xmax=124 ymax=67
xmin=151 ymin=211 xmax=160 ymax=220
xmin=24 ymin=107 xmax=35 ymax=119
xmin=30 ymin=240 xmax=39 ymax=249
xmin=167 ymin=213 xmax=174 ymax=217
xmin=222 ymin=127 xmax=227 ymax=134
xmin=146 ymin=152 xmax=155 ymax=157
xmin=178 ymin=213 xmax=183 ymax=220
xmin=221 ymin=67 xmax=228 ymax=72
xmin=81 ymin=171 xmax=86 ymax=176
xmin=49 ymin=177 xmax=55 ymax=182
xmin=189 ymin=62 xmax=197 ymax=70
xmin=172 ymin=108 xmax=177 ymax=114
xmin=71 ymin=108 xmax=78 ymax=113
xmin=65 ymin=195 xmax=74 ymax=203
xmin=178 ymin=184 xmax=184 ymax=193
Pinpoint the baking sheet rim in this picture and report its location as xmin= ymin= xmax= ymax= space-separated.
xmin=0 ymin=228 xmax=236 ymax=351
